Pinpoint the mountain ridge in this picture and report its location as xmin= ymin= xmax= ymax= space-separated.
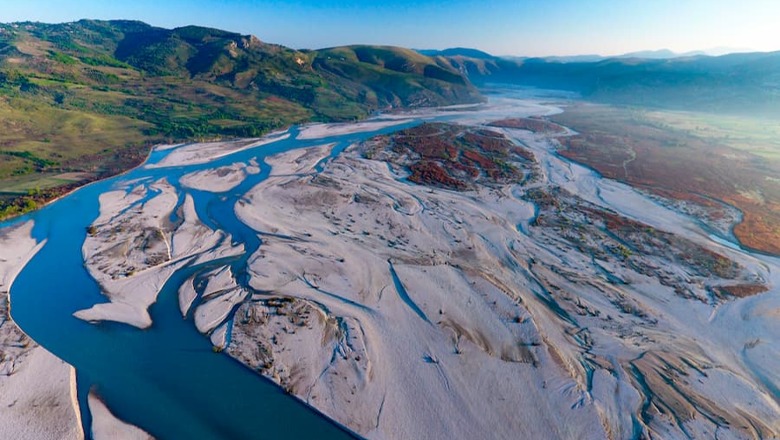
xmin=0 ymin=19 xmax=482 ymax=218
xmin=425 ymin=46 xmax=780 ymax=116
xmin=421 ymin=46 xmax=762 ymax=62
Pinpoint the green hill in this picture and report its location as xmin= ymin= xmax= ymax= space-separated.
xmin=0 ymin=20 xmax=482 ymax=217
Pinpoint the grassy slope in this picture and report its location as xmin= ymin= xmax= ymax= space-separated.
xmin=0 ymin=20 xmax=482 ymax=217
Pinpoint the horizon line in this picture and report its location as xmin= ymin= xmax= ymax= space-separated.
xmin=3 ymin=18 xmax=777 ymax=59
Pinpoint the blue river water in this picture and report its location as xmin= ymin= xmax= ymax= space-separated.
xmin=3 ymin=120 xmax=430 ymax=439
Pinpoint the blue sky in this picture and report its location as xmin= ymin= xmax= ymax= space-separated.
xmin=2 ymin=0 xmax=778 ymax=56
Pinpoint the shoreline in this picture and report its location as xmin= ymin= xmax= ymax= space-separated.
xmin=0 ymin=126 xmax=290 ymax=227
xmin=4 ymin=90 xmax=778 ymax=438
xmin=0 ymin=90 xmax=492 ymax=228
xmin=0 ymin=221 xmax=83 ymax=439
xmin=0 ymin=144 xmax=157 ymax=229
xmin=0 ymin=103 xmax=434 ymax=227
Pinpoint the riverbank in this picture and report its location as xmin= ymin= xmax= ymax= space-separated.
xmin=77 ymin=179 xmax=245 ymax=329
xmin=4 ymin=92 xmax=778 ymax=439
xmin=0 ymin=221 xmax=82 ymax=439
xmin=0 ymin=141 xmax=157 ymax=226
xmin=549 ymin=103 xmax=780 ymax=256
xmin=223 ymin=117 xmax=778 ymax=438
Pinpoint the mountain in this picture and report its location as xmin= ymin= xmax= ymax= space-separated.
xmin=421 ymin=47 xmax=749 ymax=66
xmin=538 ymin=54 xmax=606 ymax=63
xmin=417 ymin=47 xmax=496 ymax=59
xmin=543 ymin=48 xmax=754 ymax=62
xmin=696 ymin=46 xmax=755 ymax=57
xmin=436 ymin=49 xmax=780 ymax=116
xmin=617 ymin=49 xmax=680 ymax=59
xmin=312 ymin=45 xmax=478 ymax=110
xmin=0 ymin=20 xmax=481 ymax=217
xmin=619 ymin=47 xmax=757 ymax=58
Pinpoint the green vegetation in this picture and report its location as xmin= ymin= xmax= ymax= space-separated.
xmin=0 ymin=196 xmax=39 ymax=218
xmin=1 ymin=151 xmax=59 ymax=168
xmin=80 ymin=54 xmax=131 ymax=68
xmin=0 ymin=20 xmax=481 ymax=218
xmin=48 ymin=50 xmax=77 ymax=65
xmin=614 ymin=244 xmax=633 ymax=259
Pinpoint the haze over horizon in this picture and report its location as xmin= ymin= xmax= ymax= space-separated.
xmin=2 ymin=0 xmax=778 ymax=57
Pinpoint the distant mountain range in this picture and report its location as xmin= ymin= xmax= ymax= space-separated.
xmin=417 ymin=47 xmax=496 ymax=60
xmin=420 ymin=47 xmax=780 ymax=116
xmin=420 ymin=47 xmax=757 ymax=63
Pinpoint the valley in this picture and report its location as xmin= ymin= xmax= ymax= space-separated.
xmin=4 ymin=93 xmax=775 ymax=438
xmin=550 ymin=103 xmax=780 ymax=255
xmin=0 ymin=16 xmax=778 ymax=440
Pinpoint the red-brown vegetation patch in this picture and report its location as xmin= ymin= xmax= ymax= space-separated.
xmin=462 ymin=150 xmax=494 ymax=170
xmin=524 ymin=187 xmax=562 ymax=210
xmin=393 ymin=135 xmax=458 ymax=160
xmin=715 ymin=284 xmax=768 ymax=299
xmin=584 ymin=206 xmax=740 ymax=279
xmin=462 ymin=131 xmax=515 ymax=153
xmin=472 ymin=128 xmax=504 ymax=138
xmin=733 ymin=205 xmax=780 ymax=255
xmin=399 ymin=123 xmax=444 ymax=137
xmin=409 ymin=161 xmax=467 ymax=190
xmin=511 ymin=146 xmax=535 ymax=162
xmin=368 ymin=122 xmax=531 ymax=190
xmin=557 ymin=135 xmax=630 ymax=179
xmin=449 ymin=161 xmax=480 ymax=179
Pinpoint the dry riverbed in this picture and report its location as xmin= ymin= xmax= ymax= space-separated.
xmin=72 ymin=99 xmax=780 ymax=439
xmin=224 ymin=125 xmax=779 ymax=439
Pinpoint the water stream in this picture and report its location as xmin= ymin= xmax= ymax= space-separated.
xmin=6 ymin=89 xmax=767 ymax=439
xmin=5 ymin=122 xmax=426 ymax=439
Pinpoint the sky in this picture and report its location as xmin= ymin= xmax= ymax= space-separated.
xmin=1 ymin=0 xmax=779 ymax=56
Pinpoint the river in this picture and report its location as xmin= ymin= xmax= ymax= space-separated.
xmin=7 ymin=88 xmax=772 ymax=439
xmin=4 ymin=120 xmax=437 ymax=439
